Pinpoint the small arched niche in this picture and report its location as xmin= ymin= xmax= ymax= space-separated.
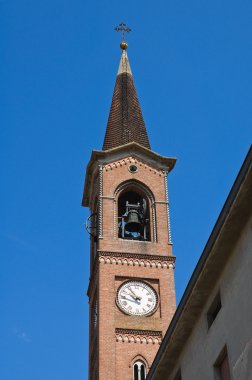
xmin=117 ymin=182 xmax=153 ymax=241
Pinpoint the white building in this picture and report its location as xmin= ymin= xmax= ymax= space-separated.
xmin=147 ymin=146 xmax=252 ymax=380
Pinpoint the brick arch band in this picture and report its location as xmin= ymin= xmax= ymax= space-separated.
xmin=130 ymin=354 xmax=150 ymax=369
xmin=114 ymin=180 xmax=157 ymax=242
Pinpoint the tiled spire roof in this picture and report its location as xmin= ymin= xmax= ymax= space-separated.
xmin=102 ymin=47 xmax=151 ymax=150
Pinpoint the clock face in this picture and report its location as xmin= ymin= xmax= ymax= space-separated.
xmin=116 ymin=280 xmax=158 ymax=316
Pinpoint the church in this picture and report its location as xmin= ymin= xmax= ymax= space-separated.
xmin=82 ymin=26 xmax=252 ymax=380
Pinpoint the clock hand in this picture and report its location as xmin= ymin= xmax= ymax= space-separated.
xmin=122 ymin=290 xmax=141 ymax=301
xmin=122 ymin=291 xmax=138 ymax=300
xmin=121 ymin=296 xmax=140 ymax=304
xmin=128 ymin=288 xmax=142 ymax=301
xmin=128 ymin=287 xmax=137 ymax=296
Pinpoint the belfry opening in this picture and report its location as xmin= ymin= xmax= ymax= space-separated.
xmin=118 ymin=188 xmax=150 ymax=241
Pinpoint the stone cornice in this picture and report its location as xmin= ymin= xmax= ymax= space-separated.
xmin=115 ymin=328 xmax=162 ymax=344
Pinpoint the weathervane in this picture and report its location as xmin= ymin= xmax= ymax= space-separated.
xmin=114 ymin=22 xmax=131 ymax=50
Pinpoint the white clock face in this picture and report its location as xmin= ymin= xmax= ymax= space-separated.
xmin=117 ymin=281 xmax=158 ymax=316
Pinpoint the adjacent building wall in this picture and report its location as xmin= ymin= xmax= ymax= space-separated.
xmin=170 ymin=213 xmax=252 ymax=380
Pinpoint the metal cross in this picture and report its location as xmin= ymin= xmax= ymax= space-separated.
xmin=114 ymin=22 xmax=131 ymax=41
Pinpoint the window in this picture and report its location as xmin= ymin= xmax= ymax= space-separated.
xmin=214 ymin=347 xmax=231 ymax=380
xmin=133 ymin=360 xmax=146 ymax=380
xmin=207 ymin=292 xmax=222 ymax=329
xmin=118 ymin=188 xmax=150 ymax=241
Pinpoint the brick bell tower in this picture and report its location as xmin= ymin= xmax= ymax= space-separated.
xmin=82 ymin=33 xmax=176 ymax=380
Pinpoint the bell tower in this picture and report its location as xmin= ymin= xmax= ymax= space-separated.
xmin=82 ymin=30 xmax=176 ymax=380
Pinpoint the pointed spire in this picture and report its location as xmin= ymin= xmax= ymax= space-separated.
xmin=117 ymin=48 xmax=132 ymax=75
xmin=102 ymin=42 xmax=151 ymax=151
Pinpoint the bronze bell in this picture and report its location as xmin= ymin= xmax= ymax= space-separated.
xmin=124 ymin=210 xmax=142 ymax=233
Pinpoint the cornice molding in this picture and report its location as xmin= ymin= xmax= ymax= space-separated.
xmin=98 ymin=251 xmax=175 ymax=269
xmin=115 ymin=328 xmax=162 ymax=344
xmin=103 ymin=156 xmax=164 ymax=176
xmin=87 ymin=251 xmax=176 ymax=297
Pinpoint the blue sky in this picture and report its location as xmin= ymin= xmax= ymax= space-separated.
xmin=1 ymin=0 xmax=251 ymax=379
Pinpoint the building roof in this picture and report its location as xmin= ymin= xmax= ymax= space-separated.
xmin=102 ymin=47 xmax=151 ymax=151
xmin=147 ymin=146 xmax=252 ymax=379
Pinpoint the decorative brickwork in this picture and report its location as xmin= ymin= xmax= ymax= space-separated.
xmin=163 ymin=170 xmax=172 ymax=244
xmin=104 ymin=157 xmax=164 ymax=176
xmin=98 ymin=164 xmax=103 ymax=239
xmin=98 ymin=251 xmax=175 ymax=269
xmin=115 ymin=329 xmax=162 ymax=345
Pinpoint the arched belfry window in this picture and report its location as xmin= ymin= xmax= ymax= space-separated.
xmin=133 ymin=360 xmax=146 ymax=380
xmin=118 ymin=187 xmax=150 ymax=241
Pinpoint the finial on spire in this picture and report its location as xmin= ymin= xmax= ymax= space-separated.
xmin=114 ymin=22 xmax=131 ymax=50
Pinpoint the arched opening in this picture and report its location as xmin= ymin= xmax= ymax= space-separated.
xmin=133 ymin=360 xmax=146 ymax=380
xmin=118 ymin=187 xmax=150 ymax=241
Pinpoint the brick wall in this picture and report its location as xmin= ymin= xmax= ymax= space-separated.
xmin=87 ymin=153 xmax=176 ymax=380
